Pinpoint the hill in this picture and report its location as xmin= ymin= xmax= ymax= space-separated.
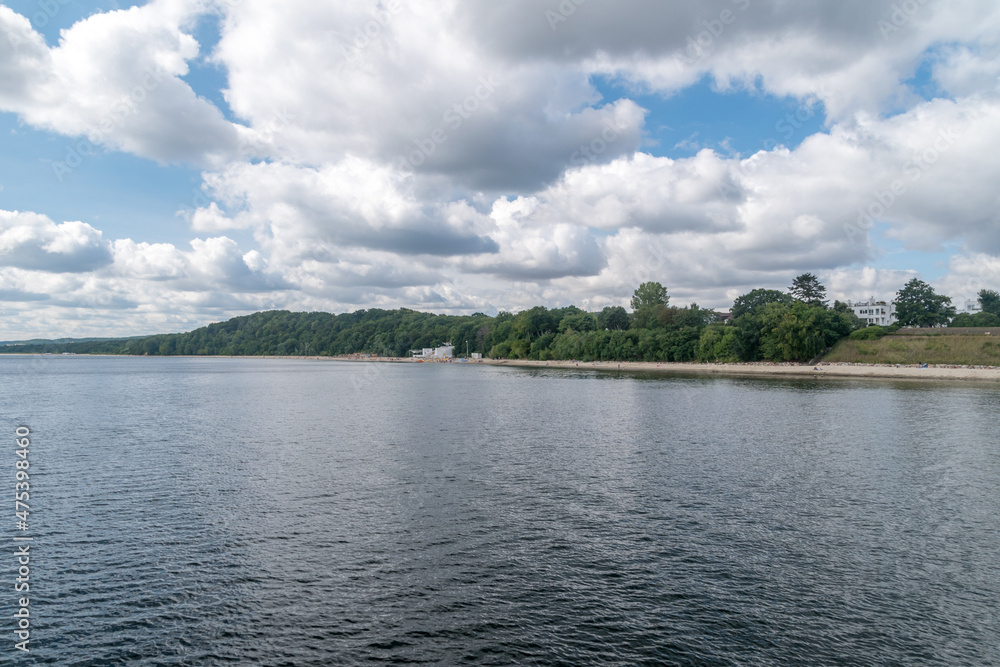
xmin=823 ymin=333 xmax=1000 ymax=366
xmin=0 ymin=309 xmax=487 ymax=358
xmin=0 ymin=286 xmax=865 ymax=364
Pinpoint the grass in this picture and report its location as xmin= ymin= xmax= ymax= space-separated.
xmin=824 ymin=335 xmax=1000 ymax=366
xmin=890 ymin=327 xmax=998 ymax=336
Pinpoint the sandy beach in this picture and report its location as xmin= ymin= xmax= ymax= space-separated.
xmin=471 ymin=358 xmax=1000 ymax=382
xmin=318 ymin=354 xmax=1000 ymax=382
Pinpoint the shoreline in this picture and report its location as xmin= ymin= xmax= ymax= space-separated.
xmin=475 ymin=358 xmax=1000 ymax=382
xmin=5 ymin=353 xmax=999 ymax=382
xmin=322 ymin=355 xmax=1000 ymax=382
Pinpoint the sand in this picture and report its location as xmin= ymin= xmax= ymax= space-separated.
xmin=471 ymin=359 xmax=1000 ymax=382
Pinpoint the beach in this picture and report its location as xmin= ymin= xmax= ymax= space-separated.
xmin=472 ymin=358 xmax=1000 ymax=382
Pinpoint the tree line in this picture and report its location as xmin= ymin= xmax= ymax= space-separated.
xmin=4 ymin=276 xmax=996 ymax=362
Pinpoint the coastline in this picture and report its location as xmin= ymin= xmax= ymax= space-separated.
xmin=474 ymin=358 xmax=1000 ymax=382
xmin=325 ymin=355 xmax=1000 ymax=382
xmin=5 ymin=352 xmax=999 ymax=381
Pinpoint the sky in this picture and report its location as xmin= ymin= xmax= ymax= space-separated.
xmin=1 ymin=0 xmax=999 ymax=339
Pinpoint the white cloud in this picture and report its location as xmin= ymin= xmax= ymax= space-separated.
xmin=212 ymin=0 xmax=647 ymax=188
xmin=198 ymin=158 xmax=499 ymax=261
xmin=0 ymin=0 xmax=242 ymax=166
xmin=475 ymin=0 xmax=1000 ymax=119
xmin=0 ymin=211 xmax=112 ymax=272
xmin=938 ymin=253 xmax=1000 ymax=301
xmin=824 ymin=266 xmax=920 ymax=303
xmin=2 ymin=0 xmax=1000 ymax=338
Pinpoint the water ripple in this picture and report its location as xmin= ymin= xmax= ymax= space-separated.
xmin=1 ymin=357 xmax=998 ymax=665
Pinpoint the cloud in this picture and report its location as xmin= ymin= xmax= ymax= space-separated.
xmin=938 ymin=253 xmax=1000 ymax=300
xmin=533 ymin=151 xmax=742 ymax=234
xmin=2 ymin=1 xmax=1000 ymax=338
xmin=459 ymin=196 xmax=606 ymax=280
xmin=212 ymin=0 xmax=647 ymax=189
xmin=0 ymin=211 xmax=113 ymax=272
xmin=824 ymin=266 xmax=919 ymax=302
xmin=198 ymin=159 xmax=500 ymax=260
xmin=513 ymin=0 xmax=1000 ymax=119
xmin=110 ymin=235 xmax=286 ymax=292
xmin=0 ymin=0 xmax=242 ymax=166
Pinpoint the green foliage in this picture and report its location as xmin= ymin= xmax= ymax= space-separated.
xmin=490 ymin=341 xmax=512 ymax=358
xmin=597 ymin=306 xmax=630 ymax=331
xmin=849 ymin=325 xmax=888 ymax=340
xmin=0 ymin=281 xmax=857 ymax=365
xmin=629 ymin=282 xmax=670 ymax=330
xmin=718 ymin=300 xmax=854 ymax=362
xmin=756 ymin=301 xmax=841 ymax=362
xmin=558 ymin=312 xmax=596 ymax=333
xmin=977 ymin=289 xmax=1000 ymax=317
xmin=826 ymin=334 xmax=1000 ymax=366
xmin=630 ymin=303 xmax=667 ymax=329
xmin=789 ymin=273 xmax=827 ymax=306
xmin=697 ymin=324 xmax=737 ymax=362
xmin=659 ymin=303 xmax=718 ymax=329
xmin=894 ymin=278 xmax=956 ymax=328
xmin=731 ymin=289 xmax=792 ymax=319
xmin=630 ymin=282 xmax=669 ymax=311
xmin=833 ymin=300 xmax=864 ymax=330
xmin=514 ymin=306 xmax=556 ymax=339
xmin=950 ymin=312 xmax=1000 ymax=328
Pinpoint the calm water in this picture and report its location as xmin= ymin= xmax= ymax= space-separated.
xmin=2 ymin=356 xmax=999 ymax=665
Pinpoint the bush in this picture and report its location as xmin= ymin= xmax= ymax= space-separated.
xmin=697 ymin=324 xmax=737 ymax=362
xmin=950 ymin=312 xmax=1000 ymax=328
xmin=850 ymin=326 xmax=888 ymax=340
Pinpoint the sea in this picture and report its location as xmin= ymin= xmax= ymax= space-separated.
xmin=2 ymin=355 xmax=998 ymax=665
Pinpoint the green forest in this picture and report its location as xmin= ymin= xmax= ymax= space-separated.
xmin=5 ymin=278 xmax=997 ymax=363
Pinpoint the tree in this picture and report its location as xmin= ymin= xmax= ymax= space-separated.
xmin=598 ymin=306 xmax=630 ymax=331
xmin=729 ymin=313 xmax=765 ymax=361
xmin=630 ymin=282 xmax=670 ymax=329
xmin=979 ymin=289 xmax=1000 ymax=317
xmin=894 ymin=278 xmax=956 ymax=327
xmin=697 ymin=324 xmax=737 ymax=362
xmin=950 ymin=312 xmax=1000 ymax=328
xmin=756 ymin=302 xmax=853 ymax=362
xmin=632 ymin=303 xmax=669 ymax=329
xmin=731 ymin=288 xmax=792 ymax=319
xmin=789 ymin=273 xmax=827 ymax=306
xmin=558 ymin=312 xmax=596 ymax=333
xmin=631 ymin=282 xmax=670 ymax=311
xmin=513 ymin=306 xmax=555 ymax=339
xmin=833 ymin=300 xmax=863 ymax=330
xmin=758 ymin=302 xmax=826 ymax=362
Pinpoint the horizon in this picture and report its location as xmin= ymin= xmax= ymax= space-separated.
xmin=2 ymin=1 xmax=999 ymax=339
xmin=0 ymin=276 xmax=967 ymax=345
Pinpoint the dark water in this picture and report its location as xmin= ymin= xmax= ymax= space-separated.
xmin=2 ymin=356 xmax=999 ymax=665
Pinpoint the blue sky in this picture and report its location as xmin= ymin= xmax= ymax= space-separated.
xmin=594 ymin=76 xmax=828 ymax=159
xmin=0 ymin=0 xmax=998 ymax=338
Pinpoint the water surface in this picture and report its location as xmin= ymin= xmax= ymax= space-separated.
xmin=2 ymin=356 xmax=998 ymax=665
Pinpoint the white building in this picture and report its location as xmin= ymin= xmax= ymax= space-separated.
xmin=847 ymin=297 xmax=897 ymax=326
xmin=410 ymin=342 xmax=455 ymax=359
xmin=955 ymin=298 xmax=982 ymax=315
